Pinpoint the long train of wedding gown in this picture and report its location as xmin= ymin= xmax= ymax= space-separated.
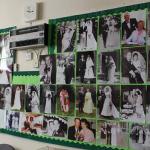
xmin=44 ymin=90 xmax=52 ymax=114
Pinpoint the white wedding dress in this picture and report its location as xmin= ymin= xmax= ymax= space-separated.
xmin=111 ymin=126 xmax=117 ymax=146
xmin=138 ymin=129 xmax=144 ymax=144
xmin=4 ymin=87 xmax=12 ymax=110
xmin=56 ymin=65 xmax=65 ymax=84
xmin=83 ymin=91 xmax=94 ymax=114
xmin=44 ymin=90 xmax=52 ymax=114
xmin=31 ymin=92 xmax=40 ymax=113
xmin=144 ymin=130 xmax=150 ymax=146
xmin=12 ymin=89 xmax=21 ymax=110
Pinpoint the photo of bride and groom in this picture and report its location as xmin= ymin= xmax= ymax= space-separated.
xmin=97 ymin=121 xmax=128 ymax=148
xmin=56 ymin=53 xmax=74 ymax=84
xmin=76 ymin=86 xmax=96 ymax=118
xmin=121 ymin=86 xmax=145 ymax=123
xmin=68 ymin=118 xmax=96 ymax=143
xmin=76 ymin=51 xmax=96 ymax=84
xmin=122 ymin=48 xmax=147 ymax=84
xmin=98 ymin=50 xmax=120 ymax=84
xmin=57 ymin=21 xmax=77 ymax=53
xmin=56 ymin=85 xmax=75 ymax=116
xmin=130 ymin=124 xmax=150 ymax=150
xmin=98 ymin=15 xmax=121 ymax=51
xmin=97 ymin=85 xmax=120 ymax=120
xmin=77 ymin=18 xmax=97 ymax=51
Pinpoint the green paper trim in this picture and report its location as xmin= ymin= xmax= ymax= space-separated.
xmin=0 ymin=26 xmax=16 ymax=33
xmin=13 ymin=71 xmax=39 ymax=76
xmin=0 ymin=129 xmax=127 ymax=150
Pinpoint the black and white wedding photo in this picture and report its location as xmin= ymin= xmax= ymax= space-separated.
xmin=97 ymin=85 xmax=120 ymax=120
xmin=98 ymin=50 xmax=120 ymax=84
xmin=57 ymin=21 xmax=77 ymax=53
xmin=76 ymin=51 xmax=96 ymax=84
xmin=97 ymin=120 xmax=129 ymax=148
xmin=98 ymin=15 xmax=121 ymax=51
xmin=129 ymin=123 xmax=150 ymax=150
xmin=40 ymin=85 xmax=56 ymax=114
xmin=39 ymin=55 xmax=56 ymax=84
xmin=67 ymin=118 xmax=96 ymax=143
xmin=20 ymin=113 xmax=43 ymax=135
xmin=122 ymin=10 xmax=146 ymax=47
xmin=121 ymin=85 xmax=146 ymax=123
xmin=147 ymin=10 xmax=150 ymax=45
xmin=56 ymin=85 xmax=75 ymax=116
xmin=146 ymin=86 xmax=150 ymax=123
xmin=11 ymin=85 xmax=25 ymax=111
xmin=56 ymin=53 xmax=75 ymax=84
xmin=25 ymin=85 xmax=40 ymax=114
xmin=5 ymin=111 xmax=20 ymax=131
xmin=0 ymin=57 xmax=13 ymax=84
xmin=76 ymin=85 xmax=96 ymax=118
xmin=147 ymin=48 xmax=150 ymax=82
xmin=0 ymin=109 xmax=5 ymax=128
xmin=42 ymin=115 xmax=68 ymax=138
xmin=122 ymin=47 xmax=147 ymax=84
xmin=0 ymin=85 xmax=12 ymax=110
xmin=77 ymin=18 xmax=97 ymax=51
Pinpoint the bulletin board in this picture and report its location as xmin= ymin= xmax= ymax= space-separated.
xmin=0 ymin=2 xmax=150 ymax=150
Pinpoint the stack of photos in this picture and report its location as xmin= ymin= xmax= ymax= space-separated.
xmin=0 ymin=8 xmax=150 ymax=150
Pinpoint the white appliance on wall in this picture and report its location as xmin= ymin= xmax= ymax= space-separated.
xmin=9 ymin=24 xmax=48 ymax=50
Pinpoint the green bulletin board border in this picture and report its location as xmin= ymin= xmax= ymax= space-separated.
xmin=0 ymin=2 xmax=150 ymax=150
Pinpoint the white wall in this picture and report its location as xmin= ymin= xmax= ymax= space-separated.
xmin=0 ymin=0 xmax=149 ymax=149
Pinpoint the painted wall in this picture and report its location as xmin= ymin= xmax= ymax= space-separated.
xmin=0 ymin=0 xmax=149 ymax=149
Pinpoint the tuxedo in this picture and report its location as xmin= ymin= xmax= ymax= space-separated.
xmin=78 ymin=58 xmax=86 ymax=83
xmin=101 ymin=23 xmax=109 ymax=48
xmin=57 ymin=30 xmax=64 ymax=53
xmin=122 ymin=18 xmax=137 ymax=39
xmin=68 ymin=126 xmax=81 ymax=140
xmin=78 ymin=91 xmax=85 ymax=112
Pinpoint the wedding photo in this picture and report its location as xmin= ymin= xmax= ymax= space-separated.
xmin=98 ymin=50 xmax=120 ymax=84
xmin=0 ymin=57 xmax=13 ymax=84
xmin=39 ymin=55 xmax=56 ymax=84
xmin=98 ymin=15 xmax=121 ymax=51
xmin=25 ymin=85 xmax=40 ymax=114
xmin=121 ymin=85 xmax=146 ymax=123
xmin=76 ymin=51 xmax=96 ymax=84
xmin=77 ymin=18 xmax=97 ymax=51
xmin=67 ymin=117 xmax=96 ymax=143
xmin=5 ymin=111 xmax=20 ymax=131
xmin=129 ymin=123 xmax=150 ymax=150
xmin=40 ymin=85 xmax=56 ymax=114
xmin=42 ymin=115 xmax=68 ymax=138
xmin=147 ymin=48 xmax=150 ymax=82
xmin=122 ymin=10 xmax=146 ymax=47
xmin=97 ymin=85 xmax=120 ymax=120
xmin=0 ymin=85 xmax=12 ymax=110
xmin=56 ymin=85 xmax=75 ymax=116
xmin=19 ymin=113 xmax=43 ymax=135
xmin=97 ymin=120 xmax=129 ymax=148
xmin=57 ymin=21 xmax=77 ymax=53
xmin=147 ymin=10 xmax=150 ymax=45
xmin=76 ymin=85 xmax=96 ymax=118
xmin=146 ymin=86 xmax=150 ymax=123
xmin=11 ymin=85 xmax=25 ymax=111
xmin=56 ymin=52 xmax=75 ymax=84
xmin=122 ymin=47 xmax=147 ymax=84
xmin=0 ymin=109 xmax=5 ymax=128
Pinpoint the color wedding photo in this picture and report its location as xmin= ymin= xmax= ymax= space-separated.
xmin=77 ymin=18 xmax=98 ymax=51
xmin=97 ymin=120 xmax=129 ymax=148
xmin=76 ymin=85 xmax=96 ymax=118
xmin=67 ymin=117 xmax=96 ymax=143
xmin=121 ymin=85 xmax=146 ymax=123
xmin=42 ymin=115 xmax=68 ymax=138
xmin=97 ymin=85 xmax=120 ymax=120
xmin=56 ymin=85 xmax=75 ymax=116
xmin=98 ymin=50 xmax=120 ymax=84
xmin=40 ymin=85 xmax=56 ymax=114
xmin=98 ymin=15 xmax=121 ymax=51
xmin=122 ymin=10 xmax=146 ymax=47
xmin=57 ymin=21 xmax=77 ymax=53
xmin=76 ymin=51 xmax=96 ymax=84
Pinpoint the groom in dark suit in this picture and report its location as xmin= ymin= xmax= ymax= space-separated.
xmin=68 ymin=118 xmax=81 ymax=140
xmin=122 ymin=12 xmax=137 ymax=39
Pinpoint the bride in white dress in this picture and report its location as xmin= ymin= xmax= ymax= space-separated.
xmin=56 ymin=61 xmax=65 ymax=84
xmin=44 ymin=89 xmax=52 ymax=114
xmin=138 ymin=128 xmax=144 ymax=144
xmin=144 ymin=129 xmax=150 ymax=146
xmin=86 ymin=20 xmax=97 ymax=50
xmin=83 ymin=88 xmax=94 ymax=114
xmin=111 ymin=124 xmax=117 ymax=146
xmin=31 ymin=91 xmax=40 ymax=113
xmin=101 ymin=86 xmax=119 ymax=118
xmin=12 ymin=86 xmax=21 ymax=110
xmin=4 ymin=87 xmax=12 ymax=110
xmin=84 ymin=55 xmax=95 ymax=82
